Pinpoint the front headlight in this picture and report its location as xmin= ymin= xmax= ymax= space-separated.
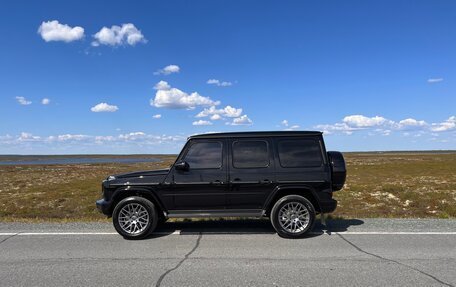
xmin=107 ymin=175 xmax=116 ymax=181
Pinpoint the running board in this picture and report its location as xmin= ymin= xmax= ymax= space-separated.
xmin=167 ymin=209 xmax=264 ymax=218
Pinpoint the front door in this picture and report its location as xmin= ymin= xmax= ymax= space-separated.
xmin=164 ymin=139 xmax=228 ymax=210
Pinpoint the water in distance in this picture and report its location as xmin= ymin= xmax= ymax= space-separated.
xmin=0 ymin=155 xmax=162 ymax=165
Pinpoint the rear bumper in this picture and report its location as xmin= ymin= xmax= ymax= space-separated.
xmin=319 ymin=199 xmax=337 ymax=213
xmin=96 ymin=199 xmax=112 ymax=216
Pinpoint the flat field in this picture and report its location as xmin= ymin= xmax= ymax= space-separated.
xmin=0 ymin=152 xmax=455 ymax=221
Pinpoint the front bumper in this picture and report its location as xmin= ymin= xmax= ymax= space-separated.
xmin=96 ymin=199 xmax=112 ymax=216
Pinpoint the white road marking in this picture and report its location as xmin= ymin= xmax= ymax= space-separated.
xmin=334 ymin=231 xmax=456 ymax=235
xmin=0 ymin=231 xmax=180 ymax=236
xmin=0 ymin=231 xmax=456 ymax=236
xmin=19 ymin=232 xmax=119 ymax=235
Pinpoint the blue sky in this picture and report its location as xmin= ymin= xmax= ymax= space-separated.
xmin=0 ymin=0 xmax=455 ymax=154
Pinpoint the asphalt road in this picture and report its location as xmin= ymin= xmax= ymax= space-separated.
xmin=0 ymin=219 xmax=455 ymax=287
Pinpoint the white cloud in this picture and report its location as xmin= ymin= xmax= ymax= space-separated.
xmin=367 ymin=128 xmax=391 ymax=136
xmin=90 ymin=103 xmax=119 ymax=112
xmin=281 ymin=119 xmax=299 ymax=130
xmin=229 ymin=115 xmax=253 ymax=126
xmin=18 ymin=132 xmax=41 ymax=141
xmin=196 ymin=105 xmax=242 ymax=118
xmin=343 ymin=115 xmax=392 ymax=128
xmin=0 ymin=134 xmax=13 ymax=140
xmin=316 ymin=115 xmax=456 ymax=135
xmin=285 ymin=125 xmax=300 ymax=131
xmin=0 ymin=134 xmax=13 ymax=144
xmin=314 ymin=123 xmax=357 ymax=135
xmin=427 ymin=78 xmax=443 ymax=83
xmin=192 ymin=120 xmax=213 ymax=126
xmin=38 ymin=20 xmax=84 ymax=43
xmin=398 ymin=118 xmax=426 ymax=127
xmin=119 ymin=132 xmax=146 ymax=140
xmin=316 ymin=115 xmax=391 ymax=135
xmin=151 ymin=82 xmax=249 ymax=126
xmin=152 ymin=114 xmax=162 ymax=119
xmin=210 ymin=114 xmax=222 ymax=120
xmin=53 ymin=134 xmax=90 ymax=141
xmin=207 ymin=79 xmax=233 ymax=87
xmin=16 ymin=96 xmax=32 ymax=105
xmin=215 ymin=106 xmax=242 ymax=117
xmin=94 ymin=136 xmax=116 ymax=143
xmin=151 ymin=81 xmax=220 ymax=109
xmin=47 ymin=132 xmax=183 ymax=144
xmin=41 ymin=98 xmax=50 ymax=105
xmin=92 ymin=23 xmax=146 ymax=47
xmin=431 ymin=116 xmax=456 ymax=132
xmin=384 ymin=130 xmax=392 ymax=136
xmin=207 ymin=79 xmax=219 ymax=85
xmin=154 ymin=65 xmax=180 ymax=75
xmin=154 ymin=80 xmax=171 ymax=90
xmin=0 ymin=132 xmax=188 ymax=153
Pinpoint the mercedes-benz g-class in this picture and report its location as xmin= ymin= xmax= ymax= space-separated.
xmin=96 ymin=131 xmax=346 ymax=239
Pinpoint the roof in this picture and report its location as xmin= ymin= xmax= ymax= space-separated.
xmin=189 ymin=131 xmax=322 ymax=139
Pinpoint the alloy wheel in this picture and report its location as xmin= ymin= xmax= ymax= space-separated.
xmin=278 ymin=201 xmax=310 ymax=233
xmin=118 ymin=203 xmax=150 ymax=235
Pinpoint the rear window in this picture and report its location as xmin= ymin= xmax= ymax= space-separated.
xmin=232 ymin=140 xmax=269 ymax=168
xmin=277 ymin=139 xmax=323 ymax=168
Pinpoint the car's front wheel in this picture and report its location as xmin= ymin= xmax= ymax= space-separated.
xmin=270 ymin=195 xmax=316 ymax=238
xmin=112 ymin=196 xmax=158 ymax=240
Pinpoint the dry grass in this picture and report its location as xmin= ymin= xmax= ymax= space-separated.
xmin=0 ymin=155 xmax=175 ymax=222
xmin=0 ymin=152 xmax=455 ymax=222
xmin=333 ymin=152 xmax=456 ymax=219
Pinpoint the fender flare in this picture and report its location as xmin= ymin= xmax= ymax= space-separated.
xmin=111 ymin=186 xmax=166 ymax=213
xmin=263 ymin=184 xmax=322 ymax=212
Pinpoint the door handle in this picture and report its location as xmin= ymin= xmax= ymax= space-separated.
xmin=211 ymin=180 xmax=224 ymax=185
xmin=260 ymin=179 xmax=272 ymax=185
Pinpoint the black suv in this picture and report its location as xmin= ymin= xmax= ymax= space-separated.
xmin=96 ymin=131 xmax=346 ymax=239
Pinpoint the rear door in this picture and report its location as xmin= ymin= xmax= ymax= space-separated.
xmin=273 ymin=136 xmax=330 ymax=188
xmin=227 ymin=138 xmax=276 ymax=209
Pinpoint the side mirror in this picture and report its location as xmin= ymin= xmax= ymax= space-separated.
xmin=174 ymin=161 xmax=189 ymax=171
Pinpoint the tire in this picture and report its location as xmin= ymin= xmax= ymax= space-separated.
xmin=158 ymin=216 xmax=168 ymax=224
xmin=270 ymin=195 xmax=316 ymax=238
xmin=112 ymin=196 xmax=158 ymax=240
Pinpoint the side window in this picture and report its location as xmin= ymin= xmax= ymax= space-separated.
xmin=232 ymin=140 xmax=269 ymax=168
xmin=277 ymin=139 xmax=323 ymax=168
xmin=183 ymin=142 xmax=222 ymax=169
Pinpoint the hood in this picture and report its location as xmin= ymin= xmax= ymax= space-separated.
xmin=113 ymin=168 xmax=170 ymax=179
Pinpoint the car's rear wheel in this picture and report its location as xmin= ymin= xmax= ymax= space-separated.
xmin=112 ymin=196 xmax=158 ymax=240
xmin=270 ymin=195 xmax=315 ymax=238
